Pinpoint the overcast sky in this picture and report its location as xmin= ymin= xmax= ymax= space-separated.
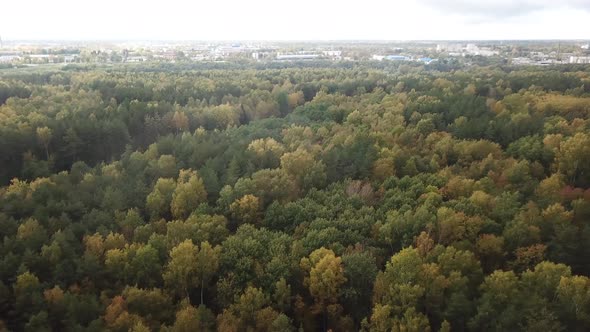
xmin=1 ymin=0 xmax=589 ymax=41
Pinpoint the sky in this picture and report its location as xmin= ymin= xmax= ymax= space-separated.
xmin=1 ymin=0 xmax=590 ymax=41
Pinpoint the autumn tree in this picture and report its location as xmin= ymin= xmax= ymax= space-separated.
xmin=172 ymin=111 xmax=189 ymax=133
xmin=164 ymin=240 xmax=199 ymax=299
xmin=146 ymin=178 xmax=176 ymax=219
xmin=280 ymin=148 xmax=327 ymax=191
xmin=195 ymin=241 xmax=221 ymax=305
xmin=557 ymin=133 xmax=590 ymax=186
xmin=300 ymin=247 xmax=347 ymax=331
xmin=165 ymin=302 xmax=215 ymax=332
xmin=163 ymin=240 xmax=220 ymax=304
xmin=36 ymin=126 xmax=52 ymax=160
xmin=171 ymin=169 xmax=207 ymax=219
xmin=229 ymin=194 xmax=261 ymax=225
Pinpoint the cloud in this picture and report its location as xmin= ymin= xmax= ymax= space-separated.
xmin=1 ymin=0 xmax=589 ymax=40
xmin=416 ymin=0 xmax=590 ymax=21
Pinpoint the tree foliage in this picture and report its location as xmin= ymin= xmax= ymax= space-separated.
xmin=0 ymin=61 xmax=589 ymax=331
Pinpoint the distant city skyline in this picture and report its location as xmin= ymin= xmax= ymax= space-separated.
xmin=2 ymin=0 xmax=590 ymax=41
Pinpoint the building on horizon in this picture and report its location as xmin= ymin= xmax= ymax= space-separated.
xmin=569 ymin=56 xmax=590 ymax=64
xmin=384 ymin=55 xmax=410 ymax=61
xmin=276 ymin=54 xmax=319 ymax=60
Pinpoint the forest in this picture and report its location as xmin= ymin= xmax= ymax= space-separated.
xmin=0 ymin=60 xmax=590 ymax=331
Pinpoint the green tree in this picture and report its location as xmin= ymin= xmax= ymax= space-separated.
xmin=341 ymin=251 xmax=378 ymax=325
xmin=129 ymin=244 xmax=162 ymax=287
xmin=470 ymin=270 xmax=521 ymax=331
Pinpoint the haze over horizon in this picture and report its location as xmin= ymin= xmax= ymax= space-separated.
xmin=2 ymin=0 xmax=590 ymax=41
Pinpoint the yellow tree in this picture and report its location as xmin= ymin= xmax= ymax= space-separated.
xmin=196 ymin=241 xmax=221 ymax=306
xmin=36 ymin=126 xmax=52 ymax=160
xmin=300 ymin=248 xmax=346 ymax=331
xmin=280 ymin=148 xmax=326 ymax=191
xmin=163 ymin=240 xmax=198 ymax=299
xmin=287 ymin=91 xmax=304 ymax=109
xmin=104 ymin=296 xmax=142 ymax=332
xmin=172 ymin=111 xmax=189 ymax=133
xmin=163 ymin=240 xmax=220 ymax=304
xmin=557 ymin=133 xmax=590 ymax=186
xmin=168 ymin=302 xmax=215 ymax=332
xmin=146 ymin=178 xmax=176 ymax=219
xmin=248 ymin=138 xmax=285 ymax=158
xmin=229 ymin=194 xmax=261 ymax=225
xmin=557 ymin=275 xmax=590 ymax=325
xmin=171 ymin=169 xmax=207 ymax=219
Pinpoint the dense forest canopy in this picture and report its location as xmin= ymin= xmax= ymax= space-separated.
xmin=1 ymin=60 xmax=590 ymax=331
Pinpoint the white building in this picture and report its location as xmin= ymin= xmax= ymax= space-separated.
xmin=0 ymin=55 xmax=21 ymax=63
xmin=477 ymin=49 xmax=500 ymax=56
xmin=63 ymin=55 xmax=79 ymax=63
xmin=465 ymin=44 xmax=498 ymax=56
xmin=29 ymin=54 xmax=51 ymax=59
xmin=276 ymin=54 xmax=319 ymax=60
xmin=570 ymin=56 xmax=590 ymax=64
xmin=126 ymin=56 xmax=147 ymax=62
xmin=322 ymin=50 xmax=342 ymax=59
xmin=466 ymin=44 xmax=479 ymax=53
xmin=512 ymin=57 xmax=534 ymax=65
xmin=436 ymin=43 xmax=463 ymax=52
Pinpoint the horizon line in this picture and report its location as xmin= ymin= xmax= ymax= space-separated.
xmin=2 ymin=38 xmax=589 ymax=43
